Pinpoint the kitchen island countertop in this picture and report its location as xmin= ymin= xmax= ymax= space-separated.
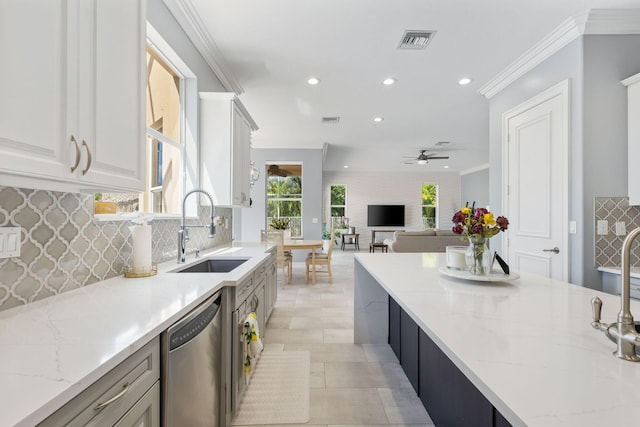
xmin=0 ymin=241 xmax=273 ymax=427
xmin=354 ymin=252 xmax=640 ymax=427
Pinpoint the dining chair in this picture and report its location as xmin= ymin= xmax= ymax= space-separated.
xmin=261 ymin=230 xmax=292 ymax=286
xmin=305 ymin=230 xmax=333 ymax=283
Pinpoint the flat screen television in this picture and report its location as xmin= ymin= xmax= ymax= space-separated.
xmin=367 ymin=205 xmax=405 ymax=227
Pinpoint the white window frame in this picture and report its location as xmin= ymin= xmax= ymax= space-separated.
xmin=329 ymin=184 xmax=347 ymax=229
xmin=422 ymin=183 xmax=438 ymax=229
xmin=96 ymin=23 xmax=198 ymax=221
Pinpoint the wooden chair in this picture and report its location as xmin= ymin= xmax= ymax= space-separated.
xmin=305 ymin=231 xmax=333 ymax=284
xmin=261 ymin=230 xmax=292 ymax=287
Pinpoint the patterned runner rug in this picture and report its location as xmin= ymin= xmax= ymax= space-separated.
xmin=231 ymin=351 xmax=310 ymax=425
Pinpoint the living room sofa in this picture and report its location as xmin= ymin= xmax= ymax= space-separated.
xmin=383 ymin=229 xmax=463 ymax=253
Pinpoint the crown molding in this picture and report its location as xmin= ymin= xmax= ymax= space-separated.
xmin=479 ymin=9 xmax=640 ymax=99
xmin=460 ymin=163 xmax=490 ymax=176
xmin=622 ymin=72 xmax=640 ymax=86
xmin=162 ymin=0 xmax=243 ymax=94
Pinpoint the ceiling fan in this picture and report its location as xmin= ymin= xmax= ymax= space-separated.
xmin=403 ymin=150 xmax=449 ymax=165
xmin=267 ymin=164 xmax=292 ymax=177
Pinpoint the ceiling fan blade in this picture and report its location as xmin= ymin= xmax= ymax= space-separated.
xmin=426 ymin=155 xmax=449 ymax=160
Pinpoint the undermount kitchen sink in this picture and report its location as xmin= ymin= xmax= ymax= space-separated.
xmin=176 ymin=258 xmax=249 ymax=273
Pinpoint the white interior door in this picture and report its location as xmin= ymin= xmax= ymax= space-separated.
xmin=503 ymin=80 xmax=569 ymax=281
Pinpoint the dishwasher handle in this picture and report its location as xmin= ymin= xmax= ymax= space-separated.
xmin=168 ymin=292 xmax=222 ymax=352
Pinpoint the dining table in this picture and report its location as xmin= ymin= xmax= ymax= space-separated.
xmin=283 ymin=239 xmax=323 ymax=284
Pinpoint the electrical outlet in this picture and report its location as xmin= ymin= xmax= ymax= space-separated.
xmin=616 ymin=221 xmax=626 ymax=236
xmin=312 ymin=218 xmax=318 ymax=223
xmin=597 ymin=220 xmax=608 ymax=235
xmin=0 ymin=227 xmax=21 ymax=258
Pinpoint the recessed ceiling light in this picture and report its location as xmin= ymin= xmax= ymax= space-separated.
xmin=343 ymin=165 xmax=349 ymax=169
xmin=382 ymin=78 xmax=396 ymax=85
xmin=444 ymin=165 xmax=449 ymax=169
xmin=373 ymin=117 xmax=384 ymax=123
xmin=307 ymin=77 xmax=320 ymax=85
xmin=458 ymin=77 xmax=472 ymax=85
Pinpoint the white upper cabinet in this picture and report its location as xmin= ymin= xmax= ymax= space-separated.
xmin=0 ymin=0 xmax=146 ymax=193
xmin=623 ymin=72 xmax=640 ymax=205
xmin=200 ymin=93 xmax=258 ymax=208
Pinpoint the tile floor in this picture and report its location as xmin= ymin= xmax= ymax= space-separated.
xmin=260 ymin=247 xmax=435 ymax=427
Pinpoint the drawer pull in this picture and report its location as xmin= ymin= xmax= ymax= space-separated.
xmin=94 ymin=382 xmax=130 ymax=411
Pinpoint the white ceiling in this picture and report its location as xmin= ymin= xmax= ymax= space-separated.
xmin=181 ymin=0 xmax=640 ymax=173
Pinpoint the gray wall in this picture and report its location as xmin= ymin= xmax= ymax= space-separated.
xmin=489 ymin=35 xmax=640 ymax=288
xmin=148 ymin=0 xmax=226 ymax=92
xmin=237 ymin=149 xmax=324 ymax=258
xmin=322 ymin=170 xmax=461 ymax=247
xmin=461 ymin=168 xmax=490 ymax=210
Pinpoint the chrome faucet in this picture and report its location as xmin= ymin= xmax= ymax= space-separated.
xmin=591 ymin=226 xmax=640 ymax=361
xmin=178 ymin=189 xmax=217 ymax=263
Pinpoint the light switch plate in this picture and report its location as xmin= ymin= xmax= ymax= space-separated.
xmin=597 ymin=220 xmax=608 ymax=235
xmin=0 ymin=227 xmax=21 ymax=258
xmin=569 ymin=221 xmax=577 ymax=234
xmin=615 ymin=221 xmax=626 ymax=236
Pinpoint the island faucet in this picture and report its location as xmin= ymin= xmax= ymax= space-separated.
xmin=591 ymin=226 xmax=640 ymax=361
xmin=178 ymin=189 xmax=216 ymax=263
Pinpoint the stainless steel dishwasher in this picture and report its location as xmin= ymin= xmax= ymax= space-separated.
xmin=162 ymin=290 xmax=223 ymax=427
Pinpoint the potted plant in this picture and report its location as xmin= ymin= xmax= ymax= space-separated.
xmin=321 ymin=230 xmax=332 ymax=253
xmin=269 ymin=218 xmax=291 ymax=239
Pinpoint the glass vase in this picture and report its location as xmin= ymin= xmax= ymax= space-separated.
xmin=465 ymin=236 xmax=491 ymax=275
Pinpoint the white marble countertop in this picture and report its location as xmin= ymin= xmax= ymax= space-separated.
xmin=0 ymin=241 xmax=273 ymax=427
xmin=355 ymin=252 xmax=640 ymax=427
xmin=598 ymin=265 xmax=640 ymax=278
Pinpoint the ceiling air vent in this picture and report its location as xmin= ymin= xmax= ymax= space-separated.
xmin=321 ymin=117 xmax=340 ymax=124
xmin=398 ymin=30 xmax=435 ymax=49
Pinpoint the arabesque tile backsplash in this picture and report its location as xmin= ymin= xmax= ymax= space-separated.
xmin=0 ymin=186 xmax=232 ymax=312
xmin=595 ymin=197 xmax=640 ymax=267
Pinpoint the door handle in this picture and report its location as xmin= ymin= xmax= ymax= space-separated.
xmin=81 ymin=140 xmax=92 ymax=175
xmin=70 ymin=135 xmax=81 ymax=173
xmin=543 ymin=247 xmax=560 ymax=254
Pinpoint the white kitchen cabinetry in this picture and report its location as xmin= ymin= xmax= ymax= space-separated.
xmin=0 ymin=0 xmax=146 ymax=193
xmin=623 ymin=72 xmax=640 ymax=205
xmin=39 ymin=338 xmax=160 ymax=427
xmin=200 ymin=93 xmax=258 ymax=207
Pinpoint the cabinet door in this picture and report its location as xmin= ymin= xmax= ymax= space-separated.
xmin=232 ymin=104 xmax=251 ymax=207
xmin=418 ymin=328 xmax=493 ymax=427
xmin=627 ymin=76 xmax=640 ymax=205
xmin=400 ymin=309 xmax=419 ymax=393
xmin=0 ymin=0 xmax=73 ymax=181
xmin=114 ymin=382 xmax=160 ymax=427
xmin=255 ymin=283 xmax=266 ymax=341
xmin=78 ymin=0 xmax=146 ymax=191
xmin=388 ymin=296 xmax=401 ymax=360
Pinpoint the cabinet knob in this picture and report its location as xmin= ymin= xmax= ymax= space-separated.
xmin=70 ymin=136 xmax=81 ymax=173
xmin=81 ymin=140 xmax=92 ymax=175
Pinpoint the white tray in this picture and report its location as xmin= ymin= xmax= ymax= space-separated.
xmin=438 ymin=266 xmax=520 ymax=282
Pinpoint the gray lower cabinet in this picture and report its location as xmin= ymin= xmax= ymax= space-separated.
xmin=389 ymin=296 xmax=512 ymax=427
xmin=388 ymin=297 xmax=401 ymax=360
xmin=39 ymin=338 xmax=160 ymax=427
xmin=265 ymin=256 xmax=277 ymax=320
xmin=400 ymin=309 xmax=419 ymax=393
